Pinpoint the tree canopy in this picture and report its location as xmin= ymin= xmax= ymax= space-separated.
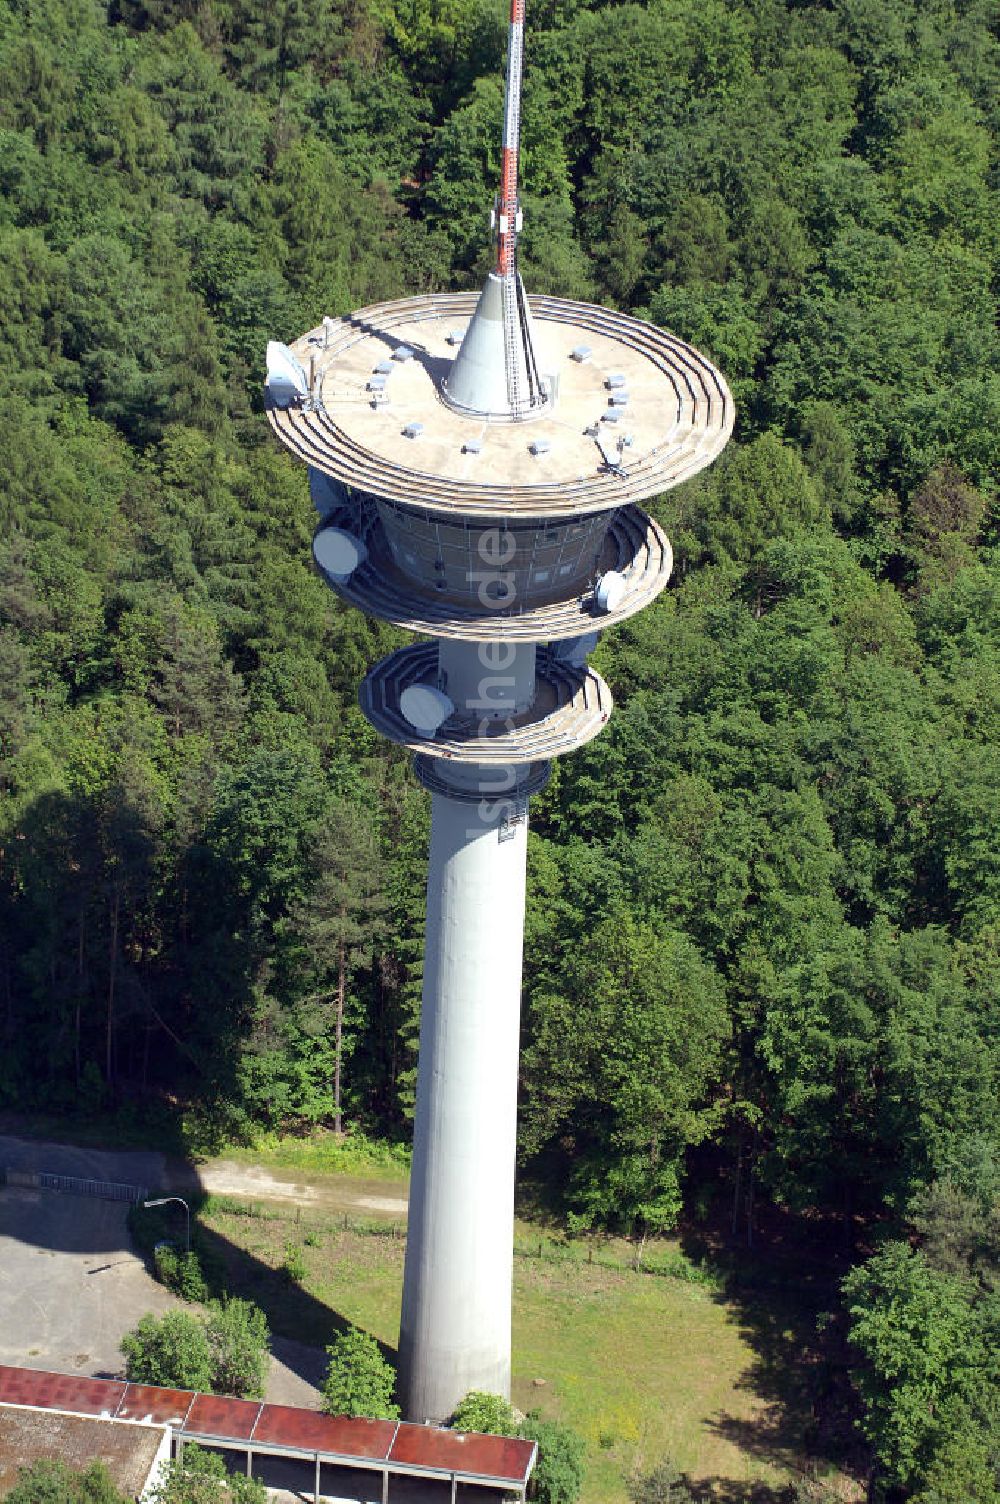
xmin=322 ymin=1324 xmax=400 ymax=1419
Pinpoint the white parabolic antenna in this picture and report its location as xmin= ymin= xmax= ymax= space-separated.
xmin=313 ymin=527 xmax=367 ymax=582
xmin=266 ymin=341 xmax=309 ymax=407
xmin=596 ymin=570 xmax=627 ymax=614
xmin=400 ymin=684 xmax=455 ymax=738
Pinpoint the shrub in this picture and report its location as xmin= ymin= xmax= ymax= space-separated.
xmin=7 ymin=1459 xmax=130 ymax=1503
xmin=148 ymin=1445 xmax=266 ymax=1502
xmin=784 ymin=1481 xmax=831 ymax=1504
xmin=151 ymin=1243 xmax=208 ymax=1302
xmin=206 ymin=1297 xmax=270 ymax=1399
xmin=626 ymin=1460 xmax=696 ymax=1503
xmin=322 ymin=1324 xmax=400 ymax=1419
xmin=154 ymin=1243 xmax=180 ymax=1286
xmin=176 ymin=1250 xmax=210 ymax=1302
xmin=282 ymin=1240 xmax=307 ymax=1282
xmin=120 ymin=1311 xmax=214 ymax=1392
xmin=450 ymin=1391 xmax=519 ymax=1436
xmin=520 ymin=1413 xmax=585 ymax=1504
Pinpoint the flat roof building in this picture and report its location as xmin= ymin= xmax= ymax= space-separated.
xmin=0 ymin=1403 xmax=169 ymax=1500
xmin=0 ymin=1366 xmax=536 ymax=1502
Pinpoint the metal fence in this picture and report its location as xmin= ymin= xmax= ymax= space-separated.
xmin=3 ymin=1167 xmax=147 ymax=1203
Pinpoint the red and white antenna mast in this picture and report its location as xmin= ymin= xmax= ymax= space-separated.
xmin=496 ymin=0 xmax=525 ymax=280
xmin=495 ymin=0 xmax=544 ymax=415
xmin=442 ymin=0 xmax=545 ymax=420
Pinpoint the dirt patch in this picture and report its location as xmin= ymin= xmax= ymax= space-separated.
xmin=171 ymin=1161 xmax=408 ymax=1219
xmin=0 ymin=1129 xmax=409 ymax=1221
xmin=354 ymin=1194 xmax=408 ymax=1214
xmin=194 ymin=1163 xmax=320 ymax=1204
xmin=187 ymin=1161 xmax=406 ymax=1221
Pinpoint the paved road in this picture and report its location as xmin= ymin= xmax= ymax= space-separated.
xmin=0 ymin=1133 xmax=408 ymax=1217
xmin=0 ymin=1135 xmax=167 ymax=1206
xmin=0 ymin=1137 xmax=508 ymax=1502
xmin=0 ymin=1183 xmax=326 ymax=1406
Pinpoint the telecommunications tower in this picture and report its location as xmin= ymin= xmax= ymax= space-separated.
xmin=266 ymin=0 xmax=733 ymax=1424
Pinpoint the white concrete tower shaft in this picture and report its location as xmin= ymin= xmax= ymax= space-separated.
xmin=399 ymin=779 xmax=529 ymax=1420
xmin=398 ymin=636 xmax=536 ymax=1419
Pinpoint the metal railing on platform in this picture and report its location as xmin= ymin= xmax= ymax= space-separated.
xmin=3 ymin=1167 xmax=147 ymax=1203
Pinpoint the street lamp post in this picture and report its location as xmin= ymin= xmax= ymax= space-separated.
xmin=143 ymin=1196 xmax=191 ymax=1254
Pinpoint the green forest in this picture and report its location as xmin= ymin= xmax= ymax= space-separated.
xmin=0 ymin=0 xmax=998 ymax=1495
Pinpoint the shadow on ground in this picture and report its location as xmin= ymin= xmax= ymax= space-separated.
xmin=160 ymin=1203 xmax=400 ymax=1369
xmin=680 ymin=1482 xmax=799 ymax=1503
xmin=1 ymin=1125 xmax=868 ymax=1498
xmin=678 ymin=1197 xmax=866 ymax=1498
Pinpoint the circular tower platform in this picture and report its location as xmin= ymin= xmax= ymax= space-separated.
xmin=312 ymin=499 xmax=672 ymax=642
xmin=266 ymin=290 xmax=732 ymax=768
xmin=267 ymin=292 xmax=733 ymax=518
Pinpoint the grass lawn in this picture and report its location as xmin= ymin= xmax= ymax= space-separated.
xmin=195 ymin=1194 xmax=857 ymax=1504
xmin=510 ymin=1260 xmax=787 ymax=1498
xmin=219 ymin=1128 xmax=411 ymax=1182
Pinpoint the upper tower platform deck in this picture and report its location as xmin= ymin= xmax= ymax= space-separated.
xmin=266 ymin=291 xmax=733 ymax=520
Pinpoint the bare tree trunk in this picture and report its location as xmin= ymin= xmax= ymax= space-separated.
xmin=334 ymin=932 xmax=345 ymax=1136
xmin=389 ymin=972 xmax=398 ymax=1101
xmin=2 ymin=941 xmax=12 ymax=1040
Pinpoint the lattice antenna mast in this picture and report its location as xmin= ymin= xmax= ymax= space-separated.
xmin=494 ymin=0 xmax=543 ymax=414
xmin=496 ymin=0 xmax=524 ymax=280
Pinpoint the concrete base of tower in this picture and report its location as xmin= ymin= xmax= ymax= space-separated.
xmin=398 ymin=777 xmax=530 ymax=1423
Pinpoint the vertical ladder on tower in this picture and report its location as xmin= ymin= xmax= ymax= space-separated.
xmin=502 ymin=275 xmax=523 ymax=416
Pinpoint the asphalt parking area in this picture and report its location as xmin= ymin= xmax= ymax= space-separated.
xmin=0 ymin=1185 xmax=326 ymax=1407
xmin=0 ymin=1185 xmax=177 ymax=1377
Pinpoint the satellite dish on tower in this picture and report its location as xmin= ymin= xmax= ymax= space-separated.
xmin=400 ymin=684 xmax=455 ymax=738
xmin=313 ymin=527 xmax=367 ymax=583
xmin=266 ymin=341 xmax=309 ymax=408
xmin=595 ymin=571 xmax=627 ymax=614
